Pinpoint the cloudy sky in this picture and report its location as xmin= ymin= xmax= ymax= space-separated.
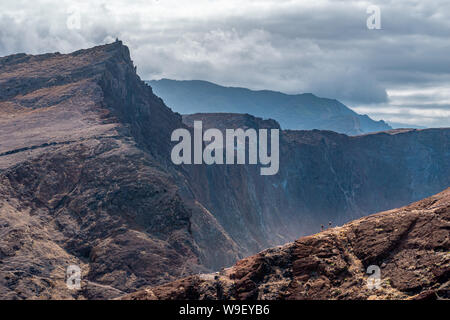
xmin=1 ymin=0 xmax=449 ymax=127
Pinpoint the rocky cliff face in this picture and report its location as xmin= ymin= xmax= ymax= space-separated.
xmin=0 ymin=42 xmax=449 ymax=299
xmin=123 ymin=188 xmax=450 ymax=300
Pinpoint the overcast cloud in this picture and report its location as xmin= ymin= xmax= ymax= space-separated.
xmin=1 ymin=0 xmax=449 ymax=127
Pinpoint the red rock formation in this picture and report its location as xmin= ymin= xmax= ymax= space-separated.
xmin=183 ymin=113 xmax=450 ymax=255
xmin=0 ymin=42 xmax=449 ymax=299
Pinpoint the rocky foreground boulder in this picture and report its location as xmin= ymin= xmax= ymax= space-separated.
xmin=123 ymin=188 xmax=450 ymax=300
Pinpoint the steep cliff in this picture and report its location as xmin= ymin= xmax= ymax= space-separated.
xmin=147 ymin=79 xmax=392 ymax=135
xmin=182 ymin=113 xmax=450 ymax=255
xmin=123 ymin=188 xmax=450 ymax=300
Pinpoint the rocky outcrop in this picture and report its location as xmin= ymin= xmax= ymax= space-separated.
xmin=123 ymin=188 xmax=450 ymax=300
xmin=0 ymin=42 xmax=241 ymax=299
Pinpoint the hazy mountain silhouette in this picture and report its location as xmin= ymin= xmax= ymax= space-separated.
xmin=147 ymin=79 xmax=392 ymax=135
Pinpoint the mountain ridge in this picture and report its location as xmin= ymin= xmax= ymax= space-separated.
xmin=147 ymin=78 xmax=392 ymax=135
xmin=0 ymin=41 xmax=242 ymax=299
xmin=122 ymin=187 xmax=450 ymax=300
xmin=0 ymin=42 xmax=449 ymax=299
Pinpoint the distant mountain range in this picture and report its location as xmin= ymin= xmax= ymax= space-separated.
xmin=147 ymin=79 xmax=392 ymax=135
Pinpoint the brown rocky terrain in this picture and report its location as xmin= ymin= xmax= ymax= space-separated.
xmin=0 ymin=42 xmax=449 ymax=299
xmin=184 ymin=113 xmax=450 ymax=254
xmin=123 ymin=188 xmax=450 ymax=300
xmin=0 ymin=41 xmax=241 ymax=299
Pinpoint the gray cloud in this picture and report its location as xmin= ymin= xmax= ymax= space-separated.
xmin=0 ymin=0 xmax=449 ymax=127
